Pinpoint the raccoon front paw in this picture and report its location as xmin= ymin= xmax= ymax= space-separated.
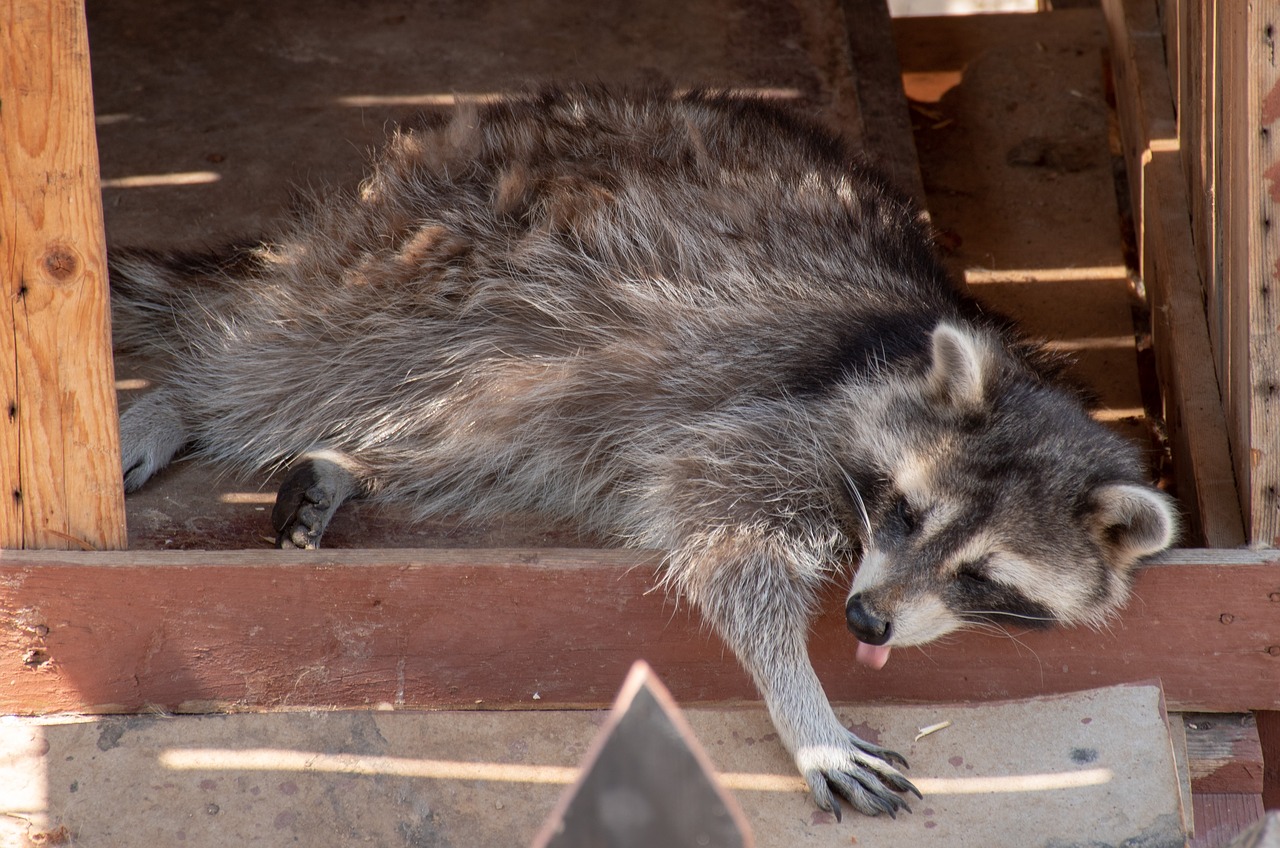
xmin=796 ymin=733 xmax=920 ymax=820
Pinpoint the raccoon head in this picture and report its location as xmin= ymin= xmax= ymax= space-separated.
xmin=843 ymin=323 xmax=1178 ymax=668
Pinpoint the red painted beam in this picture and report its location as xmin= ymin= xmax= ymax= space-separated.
xmin=1 ymin=548 xmax=1276 ymax=714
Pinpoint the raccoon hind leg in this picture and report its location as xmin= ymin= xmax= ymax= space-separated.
xmin=271 ymin=449 xmax=369 ymax=549
xmin=119 ymin=389 xmax=189 ymax=492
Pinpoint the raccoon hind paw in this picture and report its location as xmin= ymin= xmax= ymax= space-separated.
xmin=119 ymin=390 xmax=188 ymax=492
xmin=271 ymin=450 xmax=367 ymax=549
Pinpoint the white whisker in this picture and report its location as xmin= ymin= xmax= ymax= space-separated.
xmin=964 ymin=610 xmax=1060 ymax=624
xmin=837 ymin=464 xmax=873 ymax=544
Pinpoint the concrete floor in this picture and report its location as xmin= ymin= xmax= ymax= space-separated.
xmin=2 ymin=684 xmax=1185 ymax=846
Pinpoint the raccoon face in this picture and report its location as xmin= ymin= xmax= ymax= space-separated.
xmin=842 ymin=324 xmax=1178 ymax=666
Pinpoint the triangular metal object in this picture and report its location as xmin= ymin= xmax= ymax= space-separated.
xmin=531 ymin=661 xmax=754 ymax=848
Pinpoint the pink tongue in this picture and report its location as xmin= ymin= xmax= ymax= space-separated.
xmin=856 ymin=641 xmax=892 ymax=670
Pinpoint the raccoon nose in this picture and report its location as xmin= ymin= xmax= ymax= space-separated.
xmin=846 ymin=594 xmax=892 ymax=645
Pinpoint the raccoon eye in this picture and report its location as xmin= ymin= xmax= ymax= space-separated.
xmin=893 ymin=495 xmax=919 ymax=535
xmin=956 ymin=560 xmax=991 ymax=585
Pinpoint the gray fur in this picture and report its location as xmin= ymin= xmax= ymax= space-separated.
xmin=111 ymin=85 xmax=1177 ymax=819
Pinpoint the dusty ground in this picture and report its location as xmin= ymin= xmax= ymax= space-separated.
xmin=88 ymin=0 xmax=894 ymax=549
xmin=87 ymin=0 xmax=1153 ymax=550
xmin=896 ymin=11 xmax=1152 ymax=443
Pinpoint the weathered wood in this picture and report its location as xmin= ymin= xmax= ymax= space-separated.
xmin=1182 ymin=713 xmax=1265 ymax=795
xmin=1101 ymin=0 xmax=1245 ymax=545
xmin=1171 ymin=0 xmax=1218 ymax=330
xmin=1191 ymin=797 xmax=1270 ymax=848
xmin=0 ymin=548 xmax=1277 ymax=715
xmin=1221 ymin=0 xmax=1280 ymax=546
xmin=533 ymin=662 xmax=751 ymax=848
xmin=1258 ymin=709 xmax=1280 ymax=811
xmin=840 ymin=0 xmax=926 ymax=206
xmin=1158 ymin=0 xmax=1280 ymax=546
xmin=1223 ymin=811 xmax=1280 ymax=848
xmin=0 ymin=0 xmax=126 ymax=550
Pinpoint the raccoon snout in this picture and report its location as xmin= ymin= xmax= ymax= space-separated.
xmin=845 ymin=594 xmax=892 ymax=645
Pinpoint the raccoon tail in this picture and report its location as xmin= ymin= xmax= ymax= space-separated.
xmin=108 ymin=242 xmax=262 ymax=357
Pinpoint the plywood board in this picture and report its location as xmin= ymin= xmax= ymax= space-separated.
xmin=0 ymin=683 xmax=1185 ymax=847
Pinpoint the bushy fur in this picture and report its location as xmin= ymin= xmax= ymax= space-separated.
xmin=112 ymin=85 xmax=1177 ymax=819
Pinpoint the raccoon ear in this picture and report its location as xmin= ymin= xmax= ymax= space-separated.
xmin=927 ymin=323 xmax=988 ymax=410
xmin=1092 ymin=483 xmax=1179 ymax=561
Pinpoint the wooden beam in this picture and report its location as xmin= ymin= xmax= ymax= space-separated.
xmin=0 ymin=0 xmax=126 ymax=550
xmin=1221 ymin=0 xmax=1280 ymax=546
xmin=1183 ymin=713 xmax=1266 ymax=795
xmin=1258 ymin=709 xmax=1280 ymax=811
xmin=1102 ymin=0 xmax=1245 ymax=546
xmin=0 ymin=548 xmax=1276 ymax=715
xmin=840 ymin=0 xmax=926 ymax=206
xmin=1172 ymin=0 xmax=1220 ymax=354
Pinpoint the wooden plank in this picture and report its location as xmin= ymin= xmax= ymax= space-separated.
xmin=0 ymin=548 xmax=1277 ymax=715
xmin=0 ymin=0 xmax=126 ymax=550
xmin=1190 ymin=796 xmax=1269 ymax=848
xmin=1183 ymin=713 xmax=1265 ymax=795
xmin=840 ymin=0 xmax=926 ymax=206
xmin=1258 ymin=709 xmax=1280 ymax=811
xmin=1183 ymin=0 xmax=1221 ymax=360
xmin=1102 ymin=0 xmax=1246 ymax=545
xmin=1225 ymin=812 xmax=1280 ymax=848
xmin=1221 ymin=0 xmax=1280 ymax=546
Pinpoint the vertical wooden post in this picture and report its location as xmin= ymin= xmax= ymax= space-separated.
xmin=0 ymin=0 xmax=126 ymax=549
xmin=1102 ymin=0 xmax=1246 ymax=544
xmin=1221 ymin=0 xmax=1280 ymax=546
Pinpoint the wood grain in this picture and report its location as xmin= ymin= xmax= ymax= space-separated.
xmin=1258 ymin=710 xmax=1280 ymax=811
xmin=1183 ymin=713 xmax=1265 ymax=795
xmin=1101 ymin=0 xmax=1245 ymax=545
xmin=0 ymin=548 xmax=1277 ymax=715
xmin=1221 ymin=0 xmax=1280 ymax=546
xmin=0 ymin=0 xmax=126 ymax=550
xmin=1188 ymin=795 xmax=1269 ymax=848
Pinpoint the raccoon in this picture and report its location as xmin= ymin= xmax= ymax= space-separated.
xmin=111 ymin=85 xmax=1178 ymax=819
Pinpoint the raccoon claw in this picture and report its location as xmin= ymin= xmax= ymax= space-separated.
xmin=805 ymin=766 xmax=913 ymax=819
xmin=797 ymin=734 xmax=919 ymax=819
xmin=122 ymin=457 xmax=159 ymax=494
xmin=861 ymin=742 xmax=913 ymax=774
